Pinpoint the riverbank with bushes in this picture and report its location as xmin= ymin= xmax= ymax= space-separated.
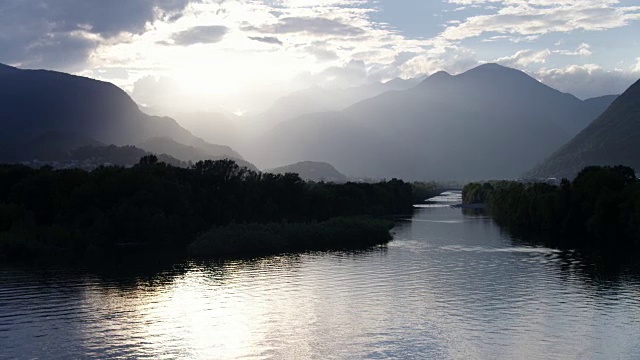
xmin=462 ymin=166 xmax=640 ymax=252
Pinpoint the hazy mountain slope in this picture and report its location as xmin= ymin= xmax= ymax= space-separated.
xmin=250 ymin=112 xmax=423 ymax=179
xmin=250 ymin=64 xmax=613 ymax=181
xmin=257 ymin=76 xmax=426 ymax=126
xmin=0 ymin=63 xmax=242 ymax=160
xmin=139 ymin=137 xmax=257 ymax=170
xmin=583 ymin=95 xmax=618 ymax=115
xmin=267 ymin=161 xmax=348 ymax=182
xmin=68 ymin=145 xmax=186 ymax=168
xmin=173 ymin=112 xmax=247 ymax=149
xmin=0 ymin=132 xmax=104 ymax=162
xmin=527 ymin=79 xmax=640 ymax=179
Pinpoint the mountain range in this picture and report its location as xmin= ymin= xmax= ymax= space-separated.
xmin=0 ymin=63 xmax=243 ymax=165
xmin=172 ymin=76 xmax=425 ymax=149
xmin=247 ymin=63 xmax=617 ymax=180
xmin=528 ymin=78 xmax=640 ymax=179
xmin=267 ymin=161 xmax=348 ymax=183
xmin=3 ymin=61 xmax=635 ymax=181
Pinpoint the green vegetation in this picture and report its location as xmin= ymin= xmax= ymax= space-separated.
xmin=463 ymin=166 xmax=640 ymax=251
xmin=411 ymin=181 xmax=444 ymax=203
xmin=461 ymin=182 xmax=494 ymax=204
xmin=0 ymin=158 xmax=417 ymax=262
xmin=189 ymin=217 xmax=393 ymax=257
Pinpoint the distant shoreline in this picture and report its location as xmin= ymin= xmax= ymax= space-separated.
xmin=451 ymin=203 xmax=487 ymax=209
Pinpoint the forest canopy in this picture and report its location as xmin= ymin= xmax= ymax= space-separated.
xmin=463 ymin=166 xmax=640 ymax=251
xmin=0 ymin=157 xmax=433 ymax=262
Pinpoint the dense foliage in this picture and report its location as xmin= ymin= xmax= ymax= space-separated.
xmin=189 ymin=217 xmax=393 ymax=257
xmin=463 ymin=166 xmax=640 ymax=251
xmin=0 ymin=158 xmax=417 ymax=261
xmin=411 ymin=181 xmax=444 ymax=203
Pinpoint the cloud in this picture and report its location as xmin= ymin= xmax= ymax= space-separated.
xmin=169 ymin=25 xmax=228 ymax=46
xmin=536 ymin=64 xmax=638 ymax=99
xmin=307 ymin=47 xmax=339 ymax=62
xmin=247 ymin=17 xmax=365 ymax=37
xmin=440 ymin=1 xmax=640 ymax=42
xmin=131 ymin=75 xmax=181 ymax=109
xmin=634 ymin=58 xmax=640 ymax=73
xmin=554 ymin=43 xmax=592 ymax=57
xmin=0 ymin=0 xmax=193 ymax=70
xmin=248 ymin=36 xmax=283 ymax=45
xmin=394 ymin=50 xmax=479 ymax=79
xmin=495 ymin=49 xmax=551 ymax=67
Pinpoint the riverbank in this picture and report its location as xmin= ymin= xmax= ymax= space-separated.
xmin=451 ymin=203 xmax=487 ymax=209
xmin=462 ymin=166 xmax=640 ymax=252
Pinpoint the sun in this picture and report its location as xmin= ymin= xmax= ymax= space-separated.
xmin=171 ymin=51 xmax=245 ymax=98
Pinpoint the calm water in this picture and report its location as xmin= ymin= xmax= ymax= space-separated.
xmin=2 ymin=192 xmax=640 ymax=359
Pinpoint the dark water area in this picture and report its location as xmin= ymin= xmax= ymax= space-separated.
xmin=1 ymin=192 xmax=640 ymax=359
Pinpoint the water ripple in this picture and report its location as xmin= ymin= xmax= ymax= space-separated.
xmin=1 ymin=200 xmax=640 ymax=359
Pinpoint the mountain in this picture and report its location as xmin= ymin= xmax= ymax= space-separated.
xmin=267 ymin=161 xmax=348 ymax=182
xmin=583 ymin=95 xmax=618 ymax=113
xmin=255 ymin=76 xmax=427 ymax=128
xmin=0 ymin=131 xmax=104 ymax=162
xmin=0 ymin=63 xmax=242 ymax=161
xmin=139 ymin=137 xmax=257 ymax=171
xmin=248 ymin=64 xmax=614 ymax=181
xmin=527 ymin=79 xmax=640 ymax=179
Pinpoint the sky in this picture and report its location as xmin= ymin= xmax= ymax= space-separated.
xmin=1 ymin=0 xmax=640 ymax=115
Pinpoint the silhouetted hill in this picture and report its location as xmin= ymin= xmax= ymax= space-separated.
xmin=527 ymin=79 xmax=640 ymax=179
xmin=0 ymin=132 xmax=104 ymax=162
xmin=139 ymin=137 xmax=258 ymax=171
xmin=249 ymin=64 xmax=613 ymax=180
xmin=17 ymin=144 xmax=186 ymax=170
xmin=267 ymin=161 xmax=348 ymax=182
xmin=0 ymin=64 xmax=242 ymax=161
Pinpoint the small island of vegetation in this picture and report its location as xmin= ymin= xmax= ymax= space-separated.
xmin=0 ymin=157 xmax=441 ymax=263
xmin=463 ymin=165 xmax=640 ymax=253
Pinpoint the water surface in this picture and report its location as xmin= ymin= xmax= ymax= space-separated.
xmin=1 ymin=192 xmax=640 ymax=359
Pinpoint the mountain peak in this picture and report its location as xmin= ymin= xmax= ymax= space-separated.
xmin=429 ymin=70 xmax=452 ymax=79
xmin=418 ymin=70 xmax=453 ymax=87
xmin=462 ymin=63 xmax=526 ymax=77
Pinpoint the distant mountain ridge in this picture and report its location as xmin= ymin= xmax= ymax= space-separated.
xmin=259 ymin=76 xmax=427 ymax=124
xmin=267 ymin=161 xmax=348 ymax=182
xmin=139 ymin=137 xmax=257 ymax=171
xmin=0 ymin=63 xmax=242 ymax=164
xmin=248 ymin=64 xmax=616 ymax=181
xmin=527 ymin=78 xmax=640 ymax=179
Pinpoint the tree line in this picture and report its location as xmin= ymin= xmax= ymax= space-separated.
xmin=463 ymin=166 xmax=640 ymax=252
xmin=0 ymin=156 xmax=436 ymax=262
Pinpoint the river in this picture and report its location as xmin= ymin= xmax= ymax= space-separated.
xmin=1 ymin=192 xmax=639 ymax=359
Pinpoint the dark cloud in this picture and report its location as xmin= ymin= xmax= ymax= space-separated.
xmin=248 ymin=36 xmax=283 ymax=45
xmin=0 ymin=0 xmax=194 ymax=70
xmin=169 ymin=25 xmax=228 ymax=46
xmin=248 ymin=17 xmax=365 ymax=37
